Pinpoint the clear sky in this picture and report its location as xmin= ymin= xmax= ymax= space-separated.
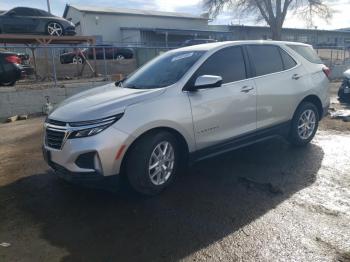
xmin=1 ymin=0 xmax=349 ymax=30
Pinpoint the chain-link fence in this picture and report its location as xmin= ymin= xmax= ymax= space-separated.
xmin=2 ymin=43 xmax=350 ymax=88
xmin=0 ymin=44 xmax=173 ymax=88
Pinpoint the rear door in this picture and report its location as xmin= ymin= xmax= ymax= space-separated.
xmin=246 ymin=44 xmax=307 ymax=129
xmin=188 ymin=45 xmax=257 ymax=150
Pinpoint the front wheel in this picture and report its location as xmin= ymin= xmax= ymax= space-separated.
xmin=0 ymin=81 xmax=16 ymax=86
xmin=288 ymin=102 xmax=319 ymax=146
xmin=47 ymin=22 xmax=64 ymax=36
xmin=126 ymin=131 xmax=180 ymax=195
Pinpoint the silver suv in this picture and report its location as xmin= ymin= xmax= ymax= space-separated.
xmin=43 ymin=41 xmax=330 ymax=195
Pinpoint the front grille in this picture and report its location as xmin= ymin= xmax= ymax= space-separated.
xmin=47 ymin=119 xmax=66 ymax=126
xmin=46 ymin=129 xmax=66 ymax=149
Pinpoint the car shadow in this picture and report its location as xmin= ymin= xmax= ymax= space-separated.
xmin=0 ymin=138 xmax=324 ymax=261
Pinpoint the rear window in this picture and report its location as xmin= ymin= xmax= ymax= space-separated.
xmin=287 ymin=45 xmax=322 ymax=64
xmin=279 ymin=49 xmax=297 ymax=70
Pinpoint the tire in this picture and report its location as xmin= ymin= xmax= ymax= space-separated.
xmin=115 ymin=54 xmax=125 ymax=61
xmin=126 ymin=131 xmax=180 ymax=195
xmin=0 ymin=81 xmax=16 ymax=86
xmin=46 ymin=22 xmax=64 ymax=36
xmin=72 ymin=56 xmax=83 ymax=64
xmin=288 ymin=102 xmax=319 ymax=147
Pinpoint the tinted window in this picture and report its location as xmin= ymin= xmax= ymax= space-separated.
xmin=123 ymin=51 xmax=205 ymax=89
xmin=37 ymin=10 xmax=52 ymax=16
xmin=279 ymin=48 xmax=297 ymax=69
xmin=195 ymin=46 xmax=246 ymax=84
xmin=13 ymin=8 xmax=35 ymax=16
xmin=247 ymin=45 xmax=284 ymax=76
xmin=287 ymin=45 xmax=322 ymax=64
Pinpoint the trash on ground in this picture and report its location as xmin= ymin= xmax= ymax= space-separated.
xmin=6 ymin=115 xmax=18 ymax=123
xmin=329 ymin=110 xmax=350 ymax=119
xmin=18 ymin=115 xmax=28 ymax=120
xmin=0 ymin=242 xmax=11 ymax=248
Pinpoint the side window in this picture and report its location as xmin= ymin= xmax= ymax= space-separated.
xmin=279 ymin=48 xmax=297 ymax=70
xmin=195 ymin=46 xmax=246 ymax=84
xmin=13 ymin=8 xmax=33 ymax=16
xmin=247 ymin=45 xmax=284 ymax=76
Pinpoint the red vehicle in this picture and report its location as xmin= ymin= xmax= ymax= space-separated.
xmin=0 ymin=51 xmax=33 ymax=86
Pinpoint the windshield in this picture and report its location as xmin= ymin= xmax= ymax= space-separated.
xmin=123 ymin=50 xmax=205 ymax=89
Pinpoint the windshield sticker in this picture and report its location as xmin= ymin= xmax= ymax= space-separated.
xmin=171 ymin=52 xmax=194 ymax=62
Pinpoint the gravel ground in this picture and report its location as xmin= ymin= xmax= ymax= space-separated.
xmin=0 ymin=82 xmax=349 ymax=261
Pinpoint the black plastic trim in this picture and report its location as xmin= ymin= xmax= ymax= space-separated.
xmin=190 ymin=121 xmax=291 ymax=163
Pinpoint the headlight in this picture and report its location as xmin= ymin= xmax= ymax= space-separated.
xmin=68 ymin=113 xmax=124 ymax=139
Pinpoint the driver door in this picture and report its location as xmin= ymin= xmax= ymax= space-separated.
xmin=187 ymin=46 xmax=257 ymax=150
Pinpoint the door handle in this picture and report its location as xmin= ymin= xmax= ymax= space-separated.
xmin=241 ymin=86 xmax=254 ymax=93
xmin=292 ymin=74 xmax=302 ymax=80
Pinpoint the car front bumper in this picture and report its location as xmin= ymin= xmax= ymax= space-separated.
xmin=43 ymin=126 xmax=132 ymax=180
xmin=64 ymin=27 xmax=76 ymax=36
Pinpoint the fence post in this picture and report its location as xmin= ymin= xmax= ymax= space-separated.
xmin=51 ymin=47 xmax=57 ymax=88
xmin=330 ymin=49 xmax=333 ymax=68
xmin=103 ymin=47 xmax=107 ymax=77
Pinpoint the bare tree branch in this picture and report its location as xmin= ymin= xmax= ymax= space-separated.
xmin=203 ymin=0 xmax=334 ymax=40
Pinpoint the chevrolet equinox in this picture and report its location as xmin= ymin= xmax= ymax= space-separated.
xmin=43 ymin=41 xmax=330 ymax=195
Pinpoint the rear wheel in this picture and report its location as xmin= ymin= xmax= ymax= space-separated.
xmin=115 ymin=54 xmax=125 ymax=61
xmin=0 ymin=81 xmax=16 ymax=86
xmin=126 ymin=131 xmax=180 ymax=195
xmin=288 ymin=102 xmax=319 ymax=146
xmin=72 ymin=56 xmax=83 ymax=64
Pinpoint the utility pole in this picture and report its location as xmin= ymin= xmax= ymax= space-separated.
xmin=47 ymin=0 xmax=51 ymax=13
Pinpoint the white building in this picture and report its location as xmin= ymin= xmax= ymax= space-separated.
xmin=63 ymin=4 xmax=226 ymax=46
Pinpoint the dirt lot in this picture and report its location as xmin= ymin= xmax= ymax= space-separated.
xmin=0 ymin=82 xmax=350 ymax=261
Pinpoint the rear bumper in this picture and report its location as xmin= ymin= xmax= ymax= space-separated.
xmin=20 ymin=65 xmax=34 ymax=76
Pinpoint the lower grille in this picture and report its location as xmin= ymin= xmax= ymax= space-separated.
xmin=46 ymin=129 xmax=66 ymax=149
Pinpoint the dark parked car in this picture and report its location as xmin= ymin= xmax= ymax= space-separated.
xmin=0 ymin=7 xmax=75 ymax=36
xmin=0 ymin=51 xmax=34 ymax=86
xmin=181 ymin=39 xmax=218 ymax=46
xmin=60 ymin=45 xmax=134 ymax=64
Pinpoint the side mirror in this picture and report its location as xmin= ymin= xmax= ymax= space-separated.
xmin=115 ymin=78 xmax=126 ymax=87
xmin=8 ymin=11 xmax=16 ymax=16
xmin=191 ymin=75 xmax=222 ymax=91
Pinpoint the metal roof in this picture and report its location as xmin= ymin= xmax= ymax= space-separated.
xmin=63 ymin=4 xmax=207 ymax=20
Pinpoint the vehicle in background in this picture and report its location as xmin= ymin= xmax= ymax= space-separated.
xmin=0 ymin=7 xmax=76 ymax=36
xmin=43 ymin=40 xmax=330 ymax=195
xmin=59 ymin=45 xmax=134 ymax=64
xmin=338 ymin=69 xmax=350 ymax=101
xmin=181 ymin=39 xmax=218 ymax=46
xmin=0 ymin=51 xmax=34 ymax=86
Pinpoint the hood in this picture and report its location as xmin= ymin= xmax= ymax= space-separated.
xmin=49 ymin=83 xmax=165 ymax=122
xmin=344 ymin=69 xmax=350 ymax=79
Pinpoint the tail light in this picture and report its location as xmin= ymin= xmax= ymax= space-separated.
xmin=322 ymin=66 xmax=331 ymax=78
xmin=5 ymin=55 xmax=21 ymax=64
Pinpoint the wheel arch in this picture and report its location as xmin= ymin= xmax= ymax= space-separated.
xmin=46 ymin=21 xmax=64 ymax=35
xmin=120 ymin=126 xmax=190 ymax=175
xmin=297 ymin=95 xmax=323 ymax=119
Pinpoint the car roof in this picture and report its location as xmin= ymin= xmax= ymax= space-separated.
xmin=173 ymin=40 xmax=311 ymax=52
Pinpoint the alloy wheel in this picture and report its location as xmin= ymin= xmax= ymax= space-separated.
xmin=47 ymin=22 xmax=63 ymax=36
xmin=148 ymin=141 xmax=175 ymax=186
xmin=116 ymin=55 xmax=125 ymax=61
xmin=72 ymin=56 xmax=83 ymax=64
xmin=297 ymin=109 xmax=316 ymax=140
